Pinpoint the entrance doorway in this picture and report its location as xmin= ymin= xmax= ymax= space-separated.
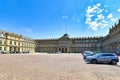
xmin=10 ymin=47 xmax=12 ymax=53
xmin=59 ymin=48 xmax=68 ymax=53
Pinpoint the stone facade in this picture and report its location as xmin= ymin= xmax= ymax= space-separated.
xmin=101 ymin=20 xmax=120 ymax=53
xmin=35 ymin=34 xmax=103 ymax=53
xmin=0 ymin=30 xmax=35 ymax=54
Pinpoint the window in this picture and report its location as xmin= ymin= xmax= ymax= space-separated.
xmin=3 ymin=34 xmax=6 ymax=37
xmin=90 ymin=40 xmax=95 ymax=42
xmin=81 ymin=44 xmax=83 ymax=47
xmin=10 ymin=41 xmax=12 ymax=45
xmin=0 ymin=40 xmax=2 ymax=45
xmin=86 ymin=44 xmax=88 ymax=47
xmin=88 ymin=44 xmax=92 ymax=47
xmin=75 ymin=40 xmax=78 ymax=42
xmin=95 ymin=40 xmax=97 ymax=42
xmin=4 ymin=41 xmax=6 ymax=45
xmin=18 ymin=42 xmax=20 ymax=46
xmin=14 ymin=41 xmax=16 ymax=45
xmin=72 ymin=44 xmax=74 ymax=47
xmin=86 ymin=40 xmax=89 ymax=42
xmin=4 ymin=47 xmax=6 ymax=51
xmin=78 ymin=44 xmax=80 ymax=47
xmin=102 ymin=54 xmax=114 ymax=56
xmin=0 ymin=47 xmax=1 ymax=50
xmin=0 ymin=34 xmax=2 ymax=37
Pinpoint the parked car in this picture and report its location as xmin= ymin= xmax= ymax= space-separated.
xmin=23 ymin=50 xmax=29 ymax=53
xmin=116 ymin=52 xmax=120 ymax=56
xmin=85 ymin=53 xmax=119 ymax=65
xmin=0 ymin=51 xmax=7 ymax=54
xmin=82 ymin=51 xmax=94 ymax=59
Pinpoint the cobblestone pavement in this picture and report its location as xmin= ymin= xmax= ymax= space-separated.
xmin=0 ymin=53 xmax=120 ymax=80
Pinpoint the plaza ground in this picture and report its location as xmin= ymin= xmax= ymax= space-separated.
xmin=0 ymin=53 xmax=120 ymax=80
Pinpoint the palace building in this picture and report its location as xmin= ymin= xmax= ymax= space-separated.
xmin=101 ymin=20 xmax=120 ymax=53
xmin=0 ymin=30 xmax=35 ymax=54
xmin=35 ymin=34 xmax=103 ymax=53
xmin=35 ymin=20 xmax=120 ymax=53
xmin=1 ymin=20 xmax=120 ymax=54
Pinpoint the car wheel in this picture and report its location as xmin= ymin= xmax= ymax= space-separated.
xmin=91 ymin=59 xmax=97 ymax=64
xmin=83 ymin=56 xmax=85 ymax=59
xmin=111 ymin=60 xmax=117 ymax=65
xmin=84 ymin=57 xmax=86 ymax=59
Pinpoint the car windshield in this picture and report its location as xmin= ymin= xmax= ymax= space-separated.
xmin=84 ymin=51 xmax=94 ymax=54
xmin=93 ymin=53 xmax=102 ymax=57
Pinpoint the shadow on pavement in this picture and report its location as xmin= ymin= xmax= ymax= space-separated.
xmin=86 ymin=62 xmax=120 ymax=67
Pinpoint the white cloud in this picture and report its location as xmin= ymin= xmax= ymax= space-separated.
xmin=95 ymin=14 xmax=104 ymax=20
xmin=86 ymin=3 xmax=100 ymax=14
xmin=85 ymin=3 xmax=108 ymax=30
xmin=118 ymin=8 xmax=120 ymax=12
xmin=86 ymin=18 xmax=91 ymax=24
xmin=62 ymin=16 xmax=68 ymax=19
xmin=111 ymin=18 xmax=116 ymax=22
xmin=96 ymin=3 xmax=101 ymax=6
xmin=85 ymin=3 xmax=102 ymax=22
xmin=107 ymin=13 xmax=113 ymax=19
xmin=85 ymin=3 xmax=117 ymax=31
xmin=107 ymin=13 xmax=116 ymax=22
xmin=97 ymin=9 xmax=103 ymax=14
xmin=105 ymin=10 xmax=108 ymax=13
xmin=87 ymin=14 xmax=94 ymax=18
xmin=89 ymin=21 xmax=99 ymax=30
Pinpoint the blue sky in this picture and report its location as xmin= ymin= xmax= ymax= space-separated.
xmin=0 ymin=0 xmax=120 ymax=39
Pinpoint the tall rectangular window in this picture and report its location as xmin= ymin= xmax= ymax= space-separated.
xmin=14 ymin=41 xmax=16 ymax=45
xmin=10 ymin=41 xmax=12 ymax=45
xmin=0 ymin=47 xmax=2 ymax=50
xmin=3 ymin=34 xmax=6 ymax=37
xmin=0 ymin=40 xmax=2 ymax=44
xmin=4 ymin=47 xmax=6 ymax=51
xmin=18 ymin=42 xmax=20 ymax=46
xmin=4 ymin=40 xmax=6 ymax=45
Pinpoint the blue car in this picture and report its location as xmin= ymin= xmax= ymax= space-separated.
xmin=83 ymin=51 xmax=94 ymax=59
xmin=85 ymin=53 xmax=119 ymax=65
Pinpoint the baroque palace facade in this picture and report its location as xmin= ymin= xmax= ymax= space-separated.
xmin=101 ymin=20 xmax=120 ymax=53
xmin=35 ymin=34 xmax=103 ymax=53
xmin=35 ymin=20 xmax=120 ymax=53
xmin=1 ymin=20 xmax=120 ymax=53
xmin=0 ymin=30 xmax=35 ymax=53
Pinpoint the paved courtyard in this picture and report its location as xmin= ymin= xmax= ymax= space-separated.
xmin=0 ymin=53 xmax=120 ymax=80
